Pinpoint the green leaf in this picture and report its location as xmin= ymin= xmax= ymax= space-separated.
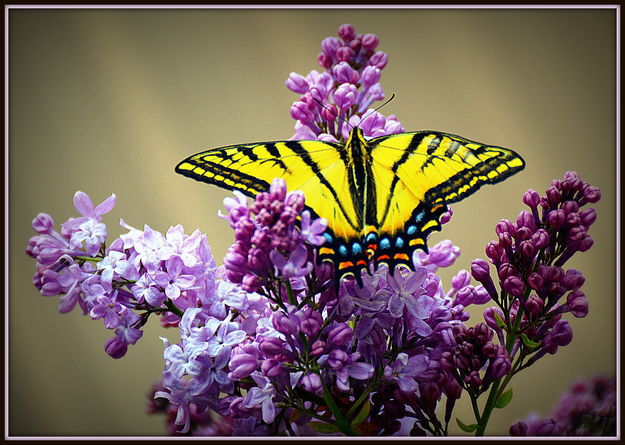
xmin=493 ymin=311 xmax=506 ymax=329
xmin=308 ymin=421 xmax=342 ymax=434
xmin=456 ymin=417 xmax=479 ymax=433
xmin=350 ymin=400 xmax=371 ymax=427
xmin=520 ymin=333 xmax=541 ymax=348
xmin=495 ymin=387 xmax=514 ymax=409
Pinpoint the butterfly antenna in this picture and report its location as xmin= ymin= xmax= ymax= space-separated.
xmin=312 ymin=97 xmax=353 ymax=129
xmin=361 ymin=93 xmax=396 ymax=122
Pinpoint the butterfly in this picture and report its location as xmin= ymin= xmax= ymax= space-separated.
xmin=176 ymin=127 xmax=525 ymax=285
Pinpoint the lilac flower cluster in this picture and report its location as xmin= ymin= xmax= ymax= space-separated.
xmin=470 ymin=172 xmax=600 ymax=372
xmin=286 ymin=24 xmax=404 ymax=142
xmin=26 ymin=191 xmax=217 ymax=358
xmin=510 ymin=375 xmax=616 ymax=436
xmin=222 ymin=179 xmax=327 ymax=293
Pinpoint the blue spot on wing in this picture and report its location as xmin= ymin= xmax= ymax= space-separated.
xmin=352 ymin=243 xmax=363 ymax=255
xmin=380 ymin=238 xmax=391 ymax=250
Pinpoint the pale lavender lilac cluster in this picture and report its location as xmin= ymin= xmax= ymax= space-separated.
xmin=26 ymin=191 xmax=217 ymax=358
xmin=286 ymin=24 xmax=403 ymax=142
xmin=510 ymin=375 xmax=616 ymax=436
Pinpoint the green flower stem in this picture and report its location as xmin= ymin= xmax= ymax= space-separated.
xmin=474 ymin=304 xmax=526 ymax=436
xmin=285 ymin=280 xmax=296 ymax=306
xmin=321 ymin=382 xmax=356 ymax=436
xmin=73 ymin=255 xmax=102 ymax=262
xmin=468 ymin=390 xmax=482 ymax=425
xmin=164 ymin=299 xmax=184 ymax=318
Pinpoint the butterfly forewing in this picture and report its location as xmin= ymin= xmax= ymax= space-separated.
xmin=175 ymin=139 xmax=361 ymax=242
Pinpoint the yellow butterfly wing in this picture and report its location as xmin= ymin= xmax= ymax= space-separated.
xmin=367 ymin=131 xmax=525 ymax=270
xmin=175 ymin=140 xmax=361 ymax=243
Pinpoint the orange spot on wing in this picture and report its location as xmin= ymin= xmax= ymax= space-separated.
xmin=339 ymin=261 xmax=354 ymax=270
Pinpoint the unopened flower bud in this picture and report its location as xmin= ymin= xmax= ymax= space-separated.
xmin=583 ymin=186 xmax=601 ymax=203
xmin=546 ymin=186 xmax=562 ymax=204
xmin=32 ymin=213 xmax=54 ymax=234
xmin=503 ymin=276 xmax=525 ymax=297
xmin=104 ymin=337 xmax=127 ymax=359
xmin=317 ymin=52 xmax=332 ymax=69
xmin=285 ymin=72 xmax=309 ymax=94
xmin=524 ymin=293 xmax=544 ymax=317
xmin=301 ymin=373 xmax=323 ymax=395
xmin=261 ymin=358 xmax=283 ymax=377
xmin=567 ymin=290 xmax=589 ymax=318
xmin=548 ymin=209 xmax=566 ymax=228
xmin=495 ymin=219 xmax=516 ymax=236
xmin=321 ymin=36 xmax=341 ymax=58
xmin=497 ymin=263 xmax=518 ymax=280
xmin=368 ymin=51 xmax=388 ymax=69
xmin=562 ymin=269 xmax=585 ymax=290
xmin=523 ymin=189 xmax=541 ymax=208
xmin=335 ymin=44 xmax=354 ymax=63
xmin=531 ymin=229 xmax=550 ymax=249
xmin=579 ymin=208 xmax=597 ymax=226
xmin=519 ymin=240 xmax=537 ymax=260
xmin=338 ymin=24 xmax=356 ymax=42
xmin=327 ymin=323 xmax=353 ymax=346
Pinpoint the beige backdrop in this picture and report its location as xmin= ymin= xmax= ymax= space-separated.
xmin=8 ymin=8 xmax=617 ymax=436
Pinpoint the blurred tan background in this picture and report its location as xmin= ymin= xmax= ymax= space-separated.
xmin=8 ymin=8 xmax=616 ymax=436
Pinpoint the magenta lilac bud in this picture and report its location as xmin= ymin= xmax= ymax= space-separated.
xmin=368 ymin=51 xmax=388 ymax=69
xmin=583 ymin=185 xmax=601 ymax=203
xmin=531 ymin=229 xmax=550 ymax=249
xmin=579 ymin=208 xmax=597 ymax=226
xmin=338 ymin=24 xmax=356 ymax=42
xmin=566 ymin=290 xmax=589 ymax=318
xmin=524 ymin=294 xmax=544 ymax=318
xmin=519 ymin=240 xmax=537 ymax=260
xmin=546 ymin=186 xmax=562 ymax=204
xmin=361 ymin=33 xmax=379 ymax=50
xmin=104 ymin=336 xmax=127 ymax=359
xmin=503 ymin=276 xmax=526 ymax=298
xmin=562 ymin=269 xmax=585 ymax=290
xmin=327 ymin=323 xmax=353 ymax=346
xmin=523 ymin=189 xmax=541 ymax=208
xmin=517 ymin=210 xmax=536 ymax=230
xmin=495 ymin=219 xmax=516 ymax=237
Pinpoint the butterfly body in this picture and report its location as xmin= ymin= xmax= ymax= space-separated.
xmin=176 ymin=128 xmax=525 ymax=284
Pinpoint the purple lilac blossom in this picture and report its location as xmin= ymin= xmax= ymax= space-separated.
xmin=471 ymin=172 xmax=600 ymax=372
xmin=286 ymin=23 xmax=404 ymax=143
xmin=26 ymin=191 xmax=218 ymax=359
